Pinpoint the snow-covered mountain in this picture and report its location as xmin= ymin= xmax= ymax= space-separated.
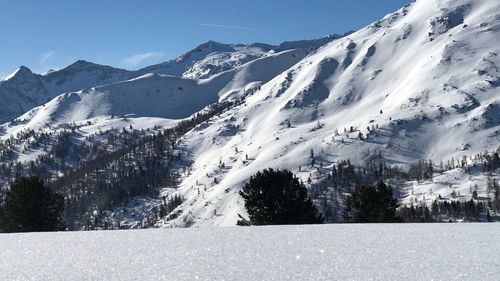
xmin=0 ymin=36 xmax=337 ymax=125
xmin=159 ymin=0 xmax=500 ymax=227
xmin=138 ymin=36 xmax=340 ymax=79
xmin=1 ymin=0 xmax=499 ymax=229
xmin=4 ymin=47 xmax=313 ymax=137
xmin=0 ymin=61 xmax=133 ymax=124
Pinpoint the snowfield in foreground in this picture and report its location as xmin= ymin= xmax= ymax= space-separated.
xmin=0 ymin=224 xmax=498 ymax=280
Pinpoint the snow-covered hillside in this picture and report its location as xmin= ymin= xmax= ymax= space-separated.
xmin=0 ymin=34 xmax=343 ymax=229
xmin=0 ymin=224 xmax=498 ymax=280
xmin=161 ymin=0 xmax=500 ymax=226
xmin=2 ymin=48 xmax=311 ymax=140
xmin=1 ymin=0 xmax=499 ymax=229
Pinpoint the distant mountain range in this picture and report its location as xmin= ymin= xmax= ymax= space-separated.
xmin=0 ymin=35 xmax=339 ymax=124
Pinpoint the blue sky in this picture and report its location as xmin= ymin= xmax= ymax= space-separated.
xmin=0 ymin=0 xmax=413 ymax=78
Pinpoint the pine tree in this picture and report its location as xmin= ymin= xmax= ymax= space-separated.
xmin=0 ymin=177 xmax=65 ymax=232
xmin=347 ymin=180 xmax=401 ymax=223
xmin=239 ymin=169 xmax=324 ymax=225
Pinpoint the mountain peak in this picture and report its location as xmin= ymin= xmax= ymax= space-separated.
xmin=202 ymin=40 xmax=231 ymax=48
xmin=3 ymin=66 xmax=34 ymax=81
xmin=176 ymin=41 xmax=236 ymax=63
xmin=18 ymin=65 xmax=32 ymax=72
xmin=55 ymin=60 xmax=127 ymax=75
xmin=66 ymin=60 xmax=99 ymax=69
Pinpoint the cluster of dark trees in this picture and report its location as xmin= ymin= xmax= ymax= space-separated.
xmin=0 ymin=177 xmax=65 ymax=233
xmin=308 ymin=148 xmax=500 ymax=223
xmin=0 ymin=101 xmax=236 ymax=230
xmin=342 ymin=180 xmax=401 ymax=223
xmin=237 ymin=169 xmax=403 ymax=225
xmin=398 ymin=199 xmax=490 ymax=222
xmin=158 ymin=194 xmax=184 ymax=219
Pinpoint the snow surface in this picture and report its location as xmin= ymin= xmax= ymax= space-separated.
xmin=0 ymin=224 xmax=498 ymax=280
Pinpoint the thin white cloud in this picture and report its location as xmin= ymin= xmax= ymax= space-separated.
xmin=40 ymin=51 xmax=55 ymax=64
xmin=199 ymin=23 xmax=276 ymax=32
xmin=122 ymin=52 xmax=165 ymax=67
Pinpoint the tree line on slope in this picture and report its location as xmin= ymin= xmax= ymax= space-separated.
xmin=0 ymin=101 xmax=237 ymax=230
xmin=238 ymin=164 xmax=499 ymax=225
xmin=307 ymin=148 xmax=500 ymax=223
xmin=1 ymin=100 xmax=499 ymax=228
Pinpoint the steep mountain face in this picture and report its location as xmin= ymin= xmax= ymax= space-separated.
xmin=42 ymin=60 xmax=132 ymax=94
xmin=0 ymin=67 xmax=49 ymax=124
xmin=160 ymin=0 xmax=500 ymax=227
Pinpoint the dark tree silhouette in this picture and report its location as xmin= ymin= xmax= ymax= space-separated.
xmin=344 ymin=180 xmax=401 ymax=223
xmin=0 ymin=177 xmax=65 ymax=232
xmin=239 ymin=168 xmax=324 ymax=225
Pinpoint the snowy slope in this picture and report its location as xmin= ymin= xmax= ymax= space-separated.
xmin=0 ymin=224 xmax=498 ymax=280
xmin=139 ymin=36 xmax=339 ymax=79
xmin=0 ymin=61 xmax=133 ymax=124
xmin=163 ymin=0 xmax=500 ymax=226
xmin=0 ymin=37 xmax=336 ymax=126
xmin=2 ymin=48 xmax=311 ymax=139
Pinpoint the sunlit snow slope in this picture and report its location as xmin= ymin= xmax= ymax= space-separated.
xmin=3 ymin=48 xmax=312 ymax=136
xmin=164 ymin=0 xmax=500 ymax=226
xmin=139 ymin=36 xmax=338 ymax=79
xmin=0 ymin=37 xmax=336 ymax=125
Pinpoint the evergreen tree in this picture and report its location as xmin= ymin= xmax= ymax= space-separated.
xmin=0 ymin=177 xmax=65 ymax=232
xmin=347 ymin=180 xmax=401 ymax=223
xmin=239 ymin=169 xmax=324 ymax=225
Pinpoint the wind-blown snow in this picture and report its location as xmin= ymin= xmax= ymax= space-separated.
xmin=0 ymin=224 xmax=498 ymax=280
